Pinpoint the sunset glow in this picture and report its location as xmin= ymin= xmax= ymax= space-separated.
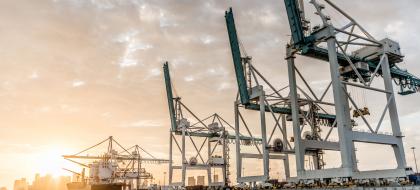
xmin=1 ymin=0 xmax=420 ymax=190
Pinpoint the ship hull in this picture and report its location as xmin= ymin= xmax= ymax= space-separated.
xmin=91 ymin=184 xmax=126 ymax=190
xmin=67 ymin=182 xmax=90 ymax=190
xmin=67 ymin=182 xmax=128 ymax=190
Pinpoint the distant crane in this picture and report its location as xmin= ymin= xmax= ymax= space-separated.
xmin=63 ymin=136 xmax=169 ymax=189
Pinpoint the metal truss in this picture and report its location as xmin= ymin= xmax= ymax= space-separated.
xmin=168 ymin=107 xmax=231 ymax=187
xmin=233 ymin=62 xmax=292 ymax=184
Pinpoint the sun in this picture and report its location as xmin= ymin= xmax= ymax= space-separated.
xmin=36 ymin=146 xmax=69 ymax=178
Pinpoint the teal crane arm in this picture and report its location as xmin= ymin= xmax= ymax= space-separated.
xmin=225 ymin=8 xmax=250 ymax=105
xmin=284 ymin=0 xmax=306 ymax=47
xmin=163 ymin=62 xmax=177 ymax=131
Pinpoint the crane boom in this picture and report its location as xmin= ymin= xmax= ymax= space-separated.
xmin=284 ymin=0 xmax=306 ymax=47
xmin=225 ymin=8 xmax=250 ymax=105
xmin=163 ymin=62 xmax=177 ymax=131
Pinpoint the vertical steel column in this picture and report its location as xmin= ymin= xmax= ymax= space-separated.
xmin=259 ymin=87 xmax=270 ymax=178
xmin=412 ymin=147 xmax=418 ymax=173
xmin=381 ymin=54 xmax=407 ymax=169
xmin=222 ymin=133 xmax=228 ymax=186
xmin=312 ymin=154 xmax=319 ymax=170
xmin=169 ymin=132 xmax=173 ymax=185
xmin=207 ymin=137 xmax=212 ymax=185
xmin=282 ymin=115 xmax=291 ymax=179
xmin=325 ymin=33 xmax=353 ymax=174
xmin=137 ymin=158 xmax=140 ymax=189
xmin=234 ymin=101 xmax=242 ymax=182
xmin=286 ymin=46 xmax=305 ymax=175
xmin=139 ymin=159 xmax=142 ymax=188
xmin=351 ymin=141 xmax=358 ymax=171
xmin=181 ymin=126 xmax=186 ymax=186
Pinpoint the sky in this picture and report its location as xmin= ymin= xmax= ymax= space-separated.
xmin=1 ymin=0 xmax=420 ymax=189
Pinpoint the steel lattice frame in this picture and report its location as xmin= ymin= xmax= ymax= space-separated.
xmin=286 ymin=0 xmax=409 ymax=181
xmin=167 ymin=100 xmax=231 ymax=187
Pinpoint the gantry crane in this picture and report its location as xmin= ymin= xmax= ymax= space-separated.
xmin=226 ymin=7 xmax=336 ymax=185
xmin=225 ymin=0 xmax=420 ymax=186
xmin=63 ymin=136 xmax=169 ymax=189
xmin=163 ymin=62 xmax=264 ymax=187
xmin=283 ymin=0 xmax=420 ymax=183
xmin=225 ymin=8 xmax=299 ymax=185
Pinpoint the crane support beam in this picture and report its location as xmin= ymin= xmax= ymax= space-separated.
xmin=245 ymin=103 xmax=336 ymax=123
xmin=301 ymin=140 xmax=340 ymax=151
xmin=63 ymin=155 xmax=170 ymax=163
xmin=173 ymin=131 xmax=261 ymax=141
xmin=352 ymin=131 xmax=400 ymax=145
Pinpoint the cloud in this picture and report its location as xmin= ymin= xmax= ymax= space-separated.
xmin=218 ymin=82 xmax=232 ymax=91
xmin=29 ymin=71 xmax=39 ymax=79
xmin=37 ymin=106 xmax=51 ymax=113
xmin=1 ymin=0 xmax=420 ymax=188
xmin=147 ymin=68 xmax=161 ymax=77
xmin=59 ymin=104 xmax=80 ymax=113
xmin=72 ymin=80 xmax=86 ymax=87
xmin=115 ymin=30 xmax=154 ymax=68
xmin=183 ymin=75 xmax=194 ymax=82
xmin=200 ymin=34 xmax=215 ymax=45
xmin=384 ymin=21 xmax=404 ymax=38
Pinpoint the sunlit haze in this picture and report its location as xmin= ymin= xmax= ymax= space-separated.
xmin=1 ymin=0 xmax=420 ymax=189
